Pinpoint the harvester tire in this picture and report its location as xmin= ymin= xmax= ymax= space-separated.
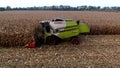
xmin=71 ymin=37 xmax=79 ymax=45
xmin=46 ymin=36 xmax=59 ymax=45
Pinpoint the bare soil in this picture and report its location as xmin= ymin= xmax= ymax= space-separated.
xmin=0 ymin=35 xmax=120 ymax=68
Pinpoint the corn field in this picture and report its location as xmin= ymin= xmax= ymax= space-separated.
xmin=0 ymin=11 xmax=120 ymax=47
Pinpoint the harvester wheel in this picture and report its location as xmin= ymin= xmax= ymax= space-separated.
xmin=71 ymin=37 xmax=79 ymax=45
xmin=46 ymin=36 xmax=59 ymax=45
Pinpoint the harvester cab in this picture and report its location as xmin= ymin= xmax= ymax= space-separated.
xmin=39 ymin=18 xmax=90 ymax=45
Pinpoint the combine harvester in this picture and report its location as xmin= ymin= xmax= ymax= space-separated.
xmin=26 ymin=18 xmax=90 ymax=48
xmin=38 ymin=18 xmax=90 ymax=45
